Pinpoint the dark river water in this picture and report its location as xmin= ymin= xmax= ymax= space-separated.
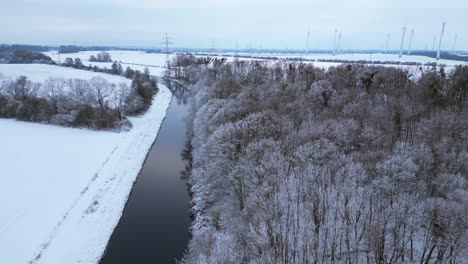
xmin=101 ymin=81 xmax=191 ymax=264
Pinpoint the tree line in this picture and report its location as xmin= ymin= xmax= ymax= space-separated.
xmin=61 ymin=55 xmax=149 ymax=80
xmin=174 ymin=56 xmax=467 ymax=263
xmin=0 ymin=48 xmax=54 ymax=64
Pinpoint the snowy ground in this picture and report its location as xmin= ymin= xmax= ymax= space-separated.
xmin=43 ymin=51 xmax=170 ymax=77
xmin=201 ymin=51 xmax=468 ymax=67
xmin=0 ymin=64 xmax=131 ymax=85
xmin=192 ymin=52 xmax=464 ymax=78
xmin=43 ymin=50 xmax=467 ymax=79
xmin=0 ymin=85 xmax=172 ymax=264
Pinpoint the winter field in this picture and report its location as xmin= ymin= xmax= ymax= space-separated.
xmin=201 ymin=51 xmax=468 ymax=67
xmin=209 ymin=51 xmax=468 ymax=79
xmin=0 ymin=77 xmax=172 ymax=264
xmin=199 ymin=51 xmax=468 ymax=74
xmin=43 ymin=51 xmax=170 ymax=77
xmin=0 ymin=64 xmax=131 ymax=85
xmin=42 ymin=50 xmax=468 ymax=79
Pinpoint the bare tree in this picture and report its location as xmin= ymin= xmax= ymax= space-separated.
xmin=70 ymin=79 xmax=95 ymax=106
xmin=112 ymin=82 xmax=130 ymax=120
xmin=178 ymin=58 xmax=468 ymax=264
xmin=90 ymin=76 xmax=113 ymax=111
xmin=5 ymin=76 xmax=38 ymax=101
xmin=42 ymin=78 xmax=69 ymax=112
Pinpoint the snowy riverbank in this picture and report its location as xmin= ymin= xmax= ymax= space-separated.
xmin=0 ymin=84 xmax=172 ymax=263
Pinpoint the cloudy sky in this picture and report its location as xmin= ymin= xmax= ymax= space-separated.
xmin=1 ymin=0 xmax=466 ymax=50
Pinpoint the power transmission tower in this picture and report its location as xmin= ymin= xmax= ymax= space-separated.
xmin=161 ymin=32 xmax=174 ymax=68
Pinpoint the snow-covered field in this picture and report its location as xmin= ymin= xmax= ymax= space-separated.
xmin=0 ymin=64 xmax=131 ymax=85
xmin=0 ymin=85 xmax=172 ymax=263
xmin=43 ymin=50 xmax=467 ymax=79
xmin=43 ymin=51 xmax=170 ymax=77
xmin=192 ymin=52 xmax=464 ymax=78
xmin=203 ymin=51 xmax=467 ymax=67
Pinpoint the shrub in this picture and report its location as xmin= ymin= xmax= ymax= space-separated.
xmin=0 ymin=95 xmax=8 ymax=117
xmin=95 ymin=107 xmax=119 ymax=129
xmin=16 ymin=97 xmax=53 ymax=122
xmin=74 ymin=105 xmax=95 ymax=128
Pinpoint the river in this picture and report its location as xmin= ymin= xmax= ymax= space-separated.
xmin=100 ymin=81 xmax=191 ymax=263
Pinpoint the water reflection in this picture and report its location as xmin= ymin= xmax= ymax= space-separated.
xmin=163 ymin=78 xmax=190 ymax=105
xmin=100 ymin=79 xmax=191 ymax=264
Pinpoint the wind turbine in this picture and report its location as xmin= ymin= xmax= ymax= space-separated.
xmin=453 ymin=33 xmax=458 ymax=51
xmin=333 ymin=29 xmax=338 ymax=56
xmin=407 ymin=27 xmax=414 ymax=55
xmin=385 ymin=33 xmax=390 ymax=54
xmin=399 ymin=26 xmax=407 ymax=58
xmin=306 ymin=25 xmax=310 ymax=54
xmin=436 ymin=22 xmax=446 ymax=60
xmin=337 ymin=32 xmax=342 ymax=55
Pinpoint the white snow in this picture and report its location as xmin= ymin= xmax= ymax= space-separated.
xmin=0 ymin=84 xmax=172 ymax=264
xmin=43 ymin=50 xmax=468 ymax=73
xmin=43 ymin=50 xmax=468 ymax=80
xmin=200 ymin=51 xmax=468 ymax=67
xmin=0 ymin=64 xmax=131 ymax=85
xmin=43 ymin=51 xmax=171 ymax=77
xmin=192 ymin=52 xmax=464 ymax=77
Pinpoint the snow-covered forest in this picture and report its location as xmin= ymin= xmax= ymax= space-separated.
xmin=175 ymin=57 xmax=468 ymax=263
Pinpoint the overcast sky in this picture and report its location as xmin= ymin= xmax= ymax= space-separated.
xmin=1 ymin=0 xmax=466 ymax=50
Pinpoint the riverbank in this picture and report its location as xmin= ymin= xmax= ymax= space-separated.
xmin=101 ymin=88 xmax=191 ymax=263
xmin=0 ymin=85 xmax=172 ymax=264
